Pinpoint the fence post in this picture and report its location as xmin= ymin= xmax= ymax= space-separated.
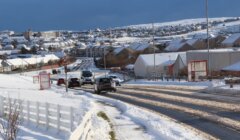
xmin=36 ymin=102 xmax=39 ymax=126
xmin=70 ymin=107 xmax=73 ymax=132
xmin=57 ymin=104 xmax=60 ymax=132
xmin=0 ymin=96 xmax=4 ymax=117
xmin=45 ymin=102 xmax=49 ymax=130
xmin=27 ymin=100 xmax=30 ymax=123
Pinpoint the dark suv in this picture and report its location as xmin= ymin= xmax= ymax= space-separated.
xmin=94 ymin=77 xmax=116 ymax=94
xmin=68 ymin=78 xmax=81 ymax=88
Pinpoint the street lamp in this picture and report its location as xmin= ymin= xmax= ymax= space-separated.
xmin=104 ymin=47 xmax=107 ymax=77
xmin=152 ymin=23 xmax=156 ymax=80
xmin=206 ymin=0 xmax=211 ymax=80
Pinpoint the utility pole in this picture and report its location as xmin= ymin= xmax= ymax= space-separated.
xmin=152 ymin=23 xmax=156 ymax=81
xmin=64 ymin=65 xmax=68 ymax=93
xmin=104 ymin=47 xmax=107 ymax=77
xmin=206 ymin=0 xmax=211 ymax=80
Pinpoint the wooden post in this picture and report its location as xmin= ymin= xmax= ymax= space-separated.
xmin=45 ymin=102 xmax=49 ymax=129
xmin=70 ymin=107 xmax=73 ymax=132
xmin=36 ymin=102 xmax=39 ymax=126
xmin=57 ymin=104 xmax=60 ymax=132
xmin=27 ymin=100 xmax=30 ymax=123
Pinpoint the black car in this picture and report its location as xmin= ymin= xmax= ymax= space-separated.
xmin=94 ymin=77 xmax=116 ymax=94
xmin=68 ymin=78 xmax=81 ymax=88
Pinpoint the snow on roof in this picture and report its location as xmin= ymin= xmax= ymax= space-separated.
xmin=125 ymin=64 xmax=134 ymax=70
xmin=3 ymin=45 xmax=14 ymax=50
xmin=16 ymin=44 xmax=27 ymax=49
xmin=43 ymin=54 xmax=60 ymax=63
xmin=54 ymin=51 xmax=65 ymax=58
xmin=128 ymin=42 xmax=150 ymax=51
xmin=43 ymin=42 xmax=60 ymax=48
xmin=138 ymin=52 xmax=186 ymax=66
xmin=22 ymin=54 xmax=59 ymax=65
xmin=2 ymin=38 xmax=12 ymax=43
xmin=114 ymin=47 xmax=125 ymax=55
xmin=222 ymin=33 xmax=240 ymax=44
xmin=222 ymin=61 xmax=240 ymax=72
xmin=76 ymin=42 xmax=87 ymax=49
xmin=95 ymin=37 xmax=110 ymax=42
xmin=187 ymin=48 xmax=240 ymax=53
xmin=186 ymin=39 xmax=198 ymax=46
xmin=6 ymin=58 xmax=29 ymax=66
xmin=114 ymin=37 xmax=146 ymax=43
xmin=165 ymin=39 xmax=186 ymax=51
xmin=0 ymin=50 xmax=19 ymax=55
xmin=24 ymin=57 xmax=42 ymax=65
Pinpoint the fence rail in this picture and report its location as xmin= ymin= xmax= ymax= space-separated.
xmin=0 ymin=96 xmax=78 ymax=133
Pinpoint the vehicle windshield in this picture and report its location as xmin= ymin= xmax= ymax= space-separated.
xmin=109 ymin=76 xmax=117 ymax=78
xmin=99 ymin=78 xmax=111 ymax=84
xmin=82 ymin=71 xmax=93 ymax=77
xmin=71 ymin=78 xmax=78 ymax=81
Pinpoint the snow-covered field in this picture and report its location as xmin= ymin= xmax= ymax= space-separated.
xmin=0 ymin=72 xmax=211 ymax=140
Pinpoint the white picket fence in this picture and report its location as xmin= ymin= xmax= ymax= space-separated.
xmin=0 ymin=96 xmax=79 ymax=133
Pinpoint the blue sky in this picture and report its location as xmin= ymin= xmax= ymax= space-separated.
xmin=0 ymin=0 xmax=239 ymax=31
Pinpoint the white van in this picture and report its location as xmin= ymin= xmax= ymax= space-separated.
xmin=81 ymin=70 xmax=94 ymax=85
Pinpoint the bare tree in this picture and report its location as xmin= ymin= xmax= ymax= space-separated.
xmin=0 ymin=98 xmax=22 ymax=140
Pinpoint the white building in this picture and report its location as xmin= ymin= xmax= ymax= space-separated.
xmin=134 ymin=52 xmax=186 ymax=78
xmin=187 ymin=48 xmax=240 ymax=73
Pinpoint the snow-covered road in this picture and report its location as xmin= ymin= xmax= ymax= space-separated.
xmin=0 ymin=73 xmax=209 ymax=140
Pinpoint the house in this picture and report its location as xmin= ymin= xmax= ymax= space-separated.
xmin=16 ymin=44 xmax=30 ymax=50
xmin=134 ymin=52 xmax=186 ymax=78
xmin=11 ymin=36 xmax=28 ymax=44
xmin=4 ymin=45 xmax=14 ymax=50
xmin=2 ymin=58 xmax=29 ymax=70
xmin=128 ymin=42 xmax=150 ymax=52
xmin=221 ymin=61 xmax=240 ymax=76
xmin=104 ymin=47 xmax=136 ymax=68
xmin=0 ymin=54 xmax=60 ymax=72
xmin=186 ymin=39 xmax=205 ymax=50
xmin=222 ymin=33 xmax=240 ymax=48
xmin=37 ymin=31 xmax=61 ymax=38
xmin=165 ymin=39 xmax=193 ymax=52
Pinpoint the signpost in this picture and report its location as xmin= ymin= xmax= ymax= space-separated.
xmin=39 ymin=71 xmax=51 ymax=90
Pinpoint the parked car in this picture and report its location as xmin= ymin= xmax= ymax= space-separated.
xmin=81 ymin=70 xmax=94 ymax=85
xmin=57 ymin=78 xmax=65 ymax=86
xmin=68 ymin=78 xmax=81 ymax=88
xmin=94 ymin=77 xmax=116 ymax=94
xmin=52 ymin=69 xmax=58 ymax=74
xmin=108 ymin=75 xmax=123 ymax=86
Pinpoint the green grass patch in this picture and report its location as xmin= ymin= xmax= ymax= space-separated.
xmin=97 ymin=111 xmax=116 ymax=140
xmin=97 ymin=111 xmax=110 ymax=122
xmin=109 ymin=131 xmax=116 ymax=140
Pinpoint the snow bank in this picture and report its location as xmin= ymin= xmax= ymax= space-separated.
xmin=83 ymin=92 xmax=208 ymax=140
